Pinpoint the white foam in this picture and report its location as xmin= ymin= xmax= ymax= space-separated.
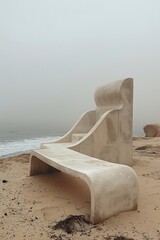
xmin=0 ymin=136 xmax=59 ymax=158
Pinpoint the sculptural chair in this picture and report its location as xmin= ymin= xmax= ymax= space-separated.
xmin=30 ymin=78 xmax=139 ymax=224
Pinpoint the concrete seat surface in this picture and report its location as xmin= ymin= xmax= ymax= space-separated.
xmin=30 ymin=146 xmax=138 ymax=224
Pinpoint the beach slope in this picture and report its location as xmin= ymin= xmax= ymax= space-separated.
xmin=0 ymin=137 xmax=160 ymax=240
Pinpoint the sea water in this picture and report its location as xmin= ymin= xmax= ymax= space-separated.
xmin=0 ymin=131 xmax=61 ymax=158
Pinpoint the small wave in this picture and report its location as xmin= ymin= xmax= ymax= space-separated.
xmin=0 ymin=136 xmax=59 ymax=158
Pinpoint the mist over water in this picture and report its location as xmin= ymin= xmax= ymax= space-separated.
xmin=0 ymin=129 xmax=62 ymax=142
xmin=0 ymin=0 xmax=160 ymax=138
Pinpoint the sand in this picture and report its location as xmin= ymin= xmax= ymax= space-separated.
xmin=0 ymin=137 xmax=160 ymax=240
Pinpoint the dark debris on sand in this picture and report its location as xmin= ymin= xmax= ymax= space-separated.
xmin=48 ymin=215 xmax=137 ymax=240
xmin=52 ymin=215 xmax=90 ymax=234
xmin=48 ymin=215 xmax=92 ymax=239
xmin=104 ymin=234 xmax=134 ymax=240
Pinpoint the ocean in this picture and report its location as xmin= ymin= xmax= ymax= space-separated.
xmin=0 ymin=131 xmax=62 ymax=158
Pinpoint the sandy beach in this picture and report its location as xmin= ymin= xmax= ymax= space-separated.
xmin=0 ymin=137 xmax=160 ymax=240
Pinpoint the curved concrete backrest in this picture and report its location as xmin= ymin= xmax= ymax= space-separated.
xmin=42 ymin=78 xmax=133 ymax=166
xmin=95 ymin=78 xmax=133 ymax=120
xmin=95 ymin=78 xmax=133 ymax=142
xmin=68 ymin=78 xmax=133 ymax=165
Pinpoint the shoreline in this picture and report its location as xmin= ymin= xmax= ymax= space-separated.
xmin=0 ymin=137 xmax=160 ymax=240
xmin=0 ymin=136 xmax=59 ymax=159
xmin=0 ymin=150 xmax=31 ymax=160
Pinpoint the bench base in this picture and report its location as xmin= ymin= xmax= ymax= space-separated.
xmin=29 ymin=147 xmax=138 ymax=224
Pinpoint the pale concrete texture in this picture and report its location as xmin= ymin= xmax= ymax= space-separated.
xmin=42 ymin=78 xmax=133 ymax=165
xmin=30 ymin=78 xmax=138 ymax=224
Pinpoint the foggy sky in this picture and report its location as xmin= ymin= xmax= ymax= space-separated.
xmin=0 ymin=0 xmax=160 ymax=137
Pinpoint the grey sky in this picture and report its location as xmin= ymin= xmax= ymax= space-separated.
xmin=0 ymin=0 xmax=160 ymax=137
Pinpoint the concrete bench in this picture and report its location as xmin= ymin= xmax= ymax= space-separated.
xmin=29 ymin=78 xmax=139 ymax=224
xmin=30 ymin=145 xmax=138 ymax=224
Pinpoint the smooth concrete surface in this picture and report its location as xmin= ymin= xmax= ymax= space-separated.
xmin=30 ymin=145 xmax=138 ymax=224
xmin=41 ymin=78 xmax=133 ymax=166
xmin=29 ymin=78 xmax=138 ymax=224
